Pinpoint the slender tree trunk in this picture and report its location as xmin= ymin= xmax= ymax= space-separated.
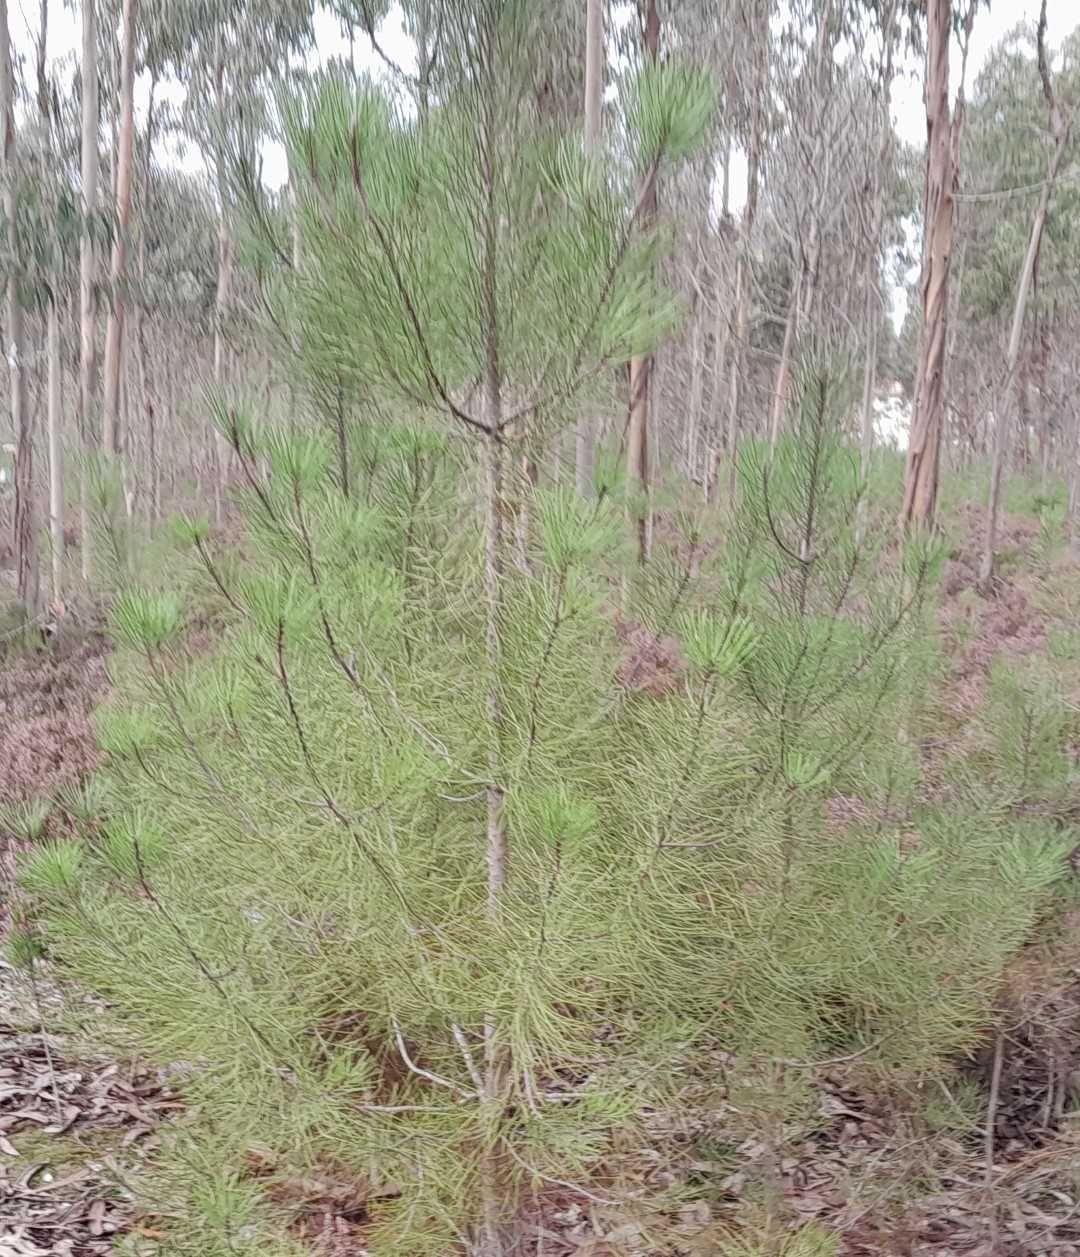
xmin=37 ymin=0 xmax=63 ymax=600
xmin=133 ymin=81 xmax=157 ymax=523
xmin=900 ymin=0 xmax=955 ymax=530
xmin=575 ymin=0 xmax=604 ymax=495
xmin=101 ymin=0 xmax=138 ymax=457
xmin=858 ymin=4 xmax=897 ymax=504
xmin=704 ymin=279 xmax=727 ymax=501
xmin=477 ymin=22 xmax=508 ymax=1253
xmin=626 ymin=0 xmax=659 ymax=562
xmin=47 ymin=294 xmax=63 ymax=600
xmin=980 ymin=0 xmax=1069 ymax=586
xmin=79 ymin=0 xmax=99 ymax=580
xmin=718 ymin=254 xmax=747 ymax=500
xmin=0 ymin=0 xmax=37 ymax=614
xmin=416 ymin=0 xmax=431 ymax=120
xmin=713 ymin=45 xmax=763 ymax=502
xmin=686 ymin=310 xmax=704 ymax=482
xmin=211 ymin=41 xmax=234 ymax=524
xmin=770 ymin=272 xmax=800 ymax=450
xmin=213 ymin=217 xmax=233 ymax=385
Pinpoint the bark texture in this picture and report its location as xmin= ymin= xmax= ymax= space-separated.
xmin=575 ymin=0 xmax=604 ymax=494
xmin=1 ymin=0 xmax=37 ymax=613
xmin=101 ymin=0 xmax=138 ymax=457
xmin=900 ymin=0 xmax=954 ymax=530
xmin=626 ymin=0 xmax=660 ymax=561
xmin=78 ymin=0 xmax=99 ymax=579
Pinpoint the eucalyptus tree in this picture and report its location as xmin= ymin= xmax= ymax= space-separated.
xmin=37 ymin=0 xmax=64 ymax=597
xmin=141 ymin=0 xmax=316 ymax=515
xmin=766 ymin=0 xmax=844 ymax=447
xmin=857 ymin=0 xmax=902 ymax=481
xmin=980 ymin=0 xmax=1076 ymax=586
xmin=901 ymin=0 xmax=980 ymax=529
xmin=101 ymin=0 xmax=138 ymax=458
xmin=79 ymin=0 xmax=100 ymax=577
xmin=955 ymin=23 xmax=1080 ymax=461
xmin=626 ymin=0 xmax=661 ymax=562
xmin=0 ymin=0 xmax=38 ymax=613
xmin=696 ymin=0 xmax=772 ymax=501
xmin=575 ymin=0 xmax=604 ymax=494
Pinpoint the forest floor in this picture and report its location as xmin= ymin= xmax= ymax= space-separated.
xmin=4 ymin=505 xmax=1080 ymax=1256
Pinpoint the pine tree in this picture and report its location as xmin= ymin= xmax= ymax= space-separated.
xmin=18 ymin=11 xmax=1074 ymax=1257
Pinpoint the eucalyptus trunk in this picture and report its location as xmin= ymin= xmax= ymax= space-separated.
xmin=713 ymin=47 xmax=763 ymax=502
xmin=626 ymin=0 xmax=659 ymax=562
xmin=770 ymin=273 xmax=800 ymax=451
xmin=478 ymin=31 xmax=509 ymax=1255
xmin=0 ymin=0 xmax=37 ymax=614
xmin=211 ymin=41 xmax=234 ymax=524
xmin=575 ymin=0 xmax=604 ymax=495
xmin=101 ymin=0 xmax=138 ymax=458
xmin=39 ymin=0 xmax=64 ymax=599
xmin=858 ymin=1 xmax=897 ymax=499
xmin=900 ymin=0 xmax=953 ymax=530
xmin=79 ymin=0 xmax=99 ymax=579
xmin=47 ymin=293 xmax=63 ymax=600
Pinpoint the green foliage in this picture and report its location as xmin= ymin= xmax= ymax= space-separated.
xmin=981 ymin=661 xmax=1073 ymax=803
xmin=19 ymin=11 xmax=1065 ymax=1249
xmin=678 ymin=609 xmax=757 ymax=675
xmin=26 ymin=360 xmax=1065 ymax=1253
xmin=54 ymin=779 xmax=108 ymax=825
xmin=241 ymin=20 xmax=709 ymax=440
xmin=628 ymin=62 xmax=716 ymax=167
xmin=21 ymin=838 xmax=83 ymax=899
xmin=0 ymin=798 xmax=51 ymax=842
xmin=110 ymin=590 xmax=185 ymax=652
xmin=5 ymin=926 xmax=47 ymax=971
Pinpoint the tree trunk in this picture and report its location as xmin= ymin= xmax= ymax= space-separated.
xmin=101 ymin=0 xmax=137 ymax=457
xmin=47 ymin=293 xmax=63 ymax=600
xmin=133 ymin=79 xmax=157 ymax=523
xmin=703 ymin=280 xmax=727 ymax=502
xmin=626 ymin=0 xmax=659 ymax=562
xmin=858 ymin=3 xmax=897 ymax=503
xmin=416 ymin=0 xmax=431 ymax=120
xmin=478 ymin=26 xmax=509 ymax=1250
xmin=37 ymin=0 xmax=63 ymax=600
xmin=686 ymin=310 xmax=704 ymax=483
xmin=714 ymin=252 xmax=745 ymax=501
xmin=858 ymin=272 xmax=879 ymax=480
xmin=770 ymin=272 xmax=800 ymax=450
xmin=79 ymin=0 xmax=99 ymax=580
xmin=0 ymin=0 xmax=37 ymax=614
xmin=715 ymin=24 xmax=764 ymax=502
xmin=575 ymin=0 xmax=604 ymax=496
xmin=980 ymin=0 xmax=1068 ymax=586
xmin=211 ymin=40 xmax=234 ymax=524
xmin=900 ymin=0 xmax=954 ymax=530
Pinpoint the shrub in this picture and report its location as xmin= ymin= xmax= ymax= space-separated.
xmin=25 ymin=372 xmax=1069 ymax=1254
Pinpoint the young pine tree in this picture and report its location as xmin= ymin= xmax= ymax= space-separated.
xmin=18 ymin=19 xmax=1072 ymax=1257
